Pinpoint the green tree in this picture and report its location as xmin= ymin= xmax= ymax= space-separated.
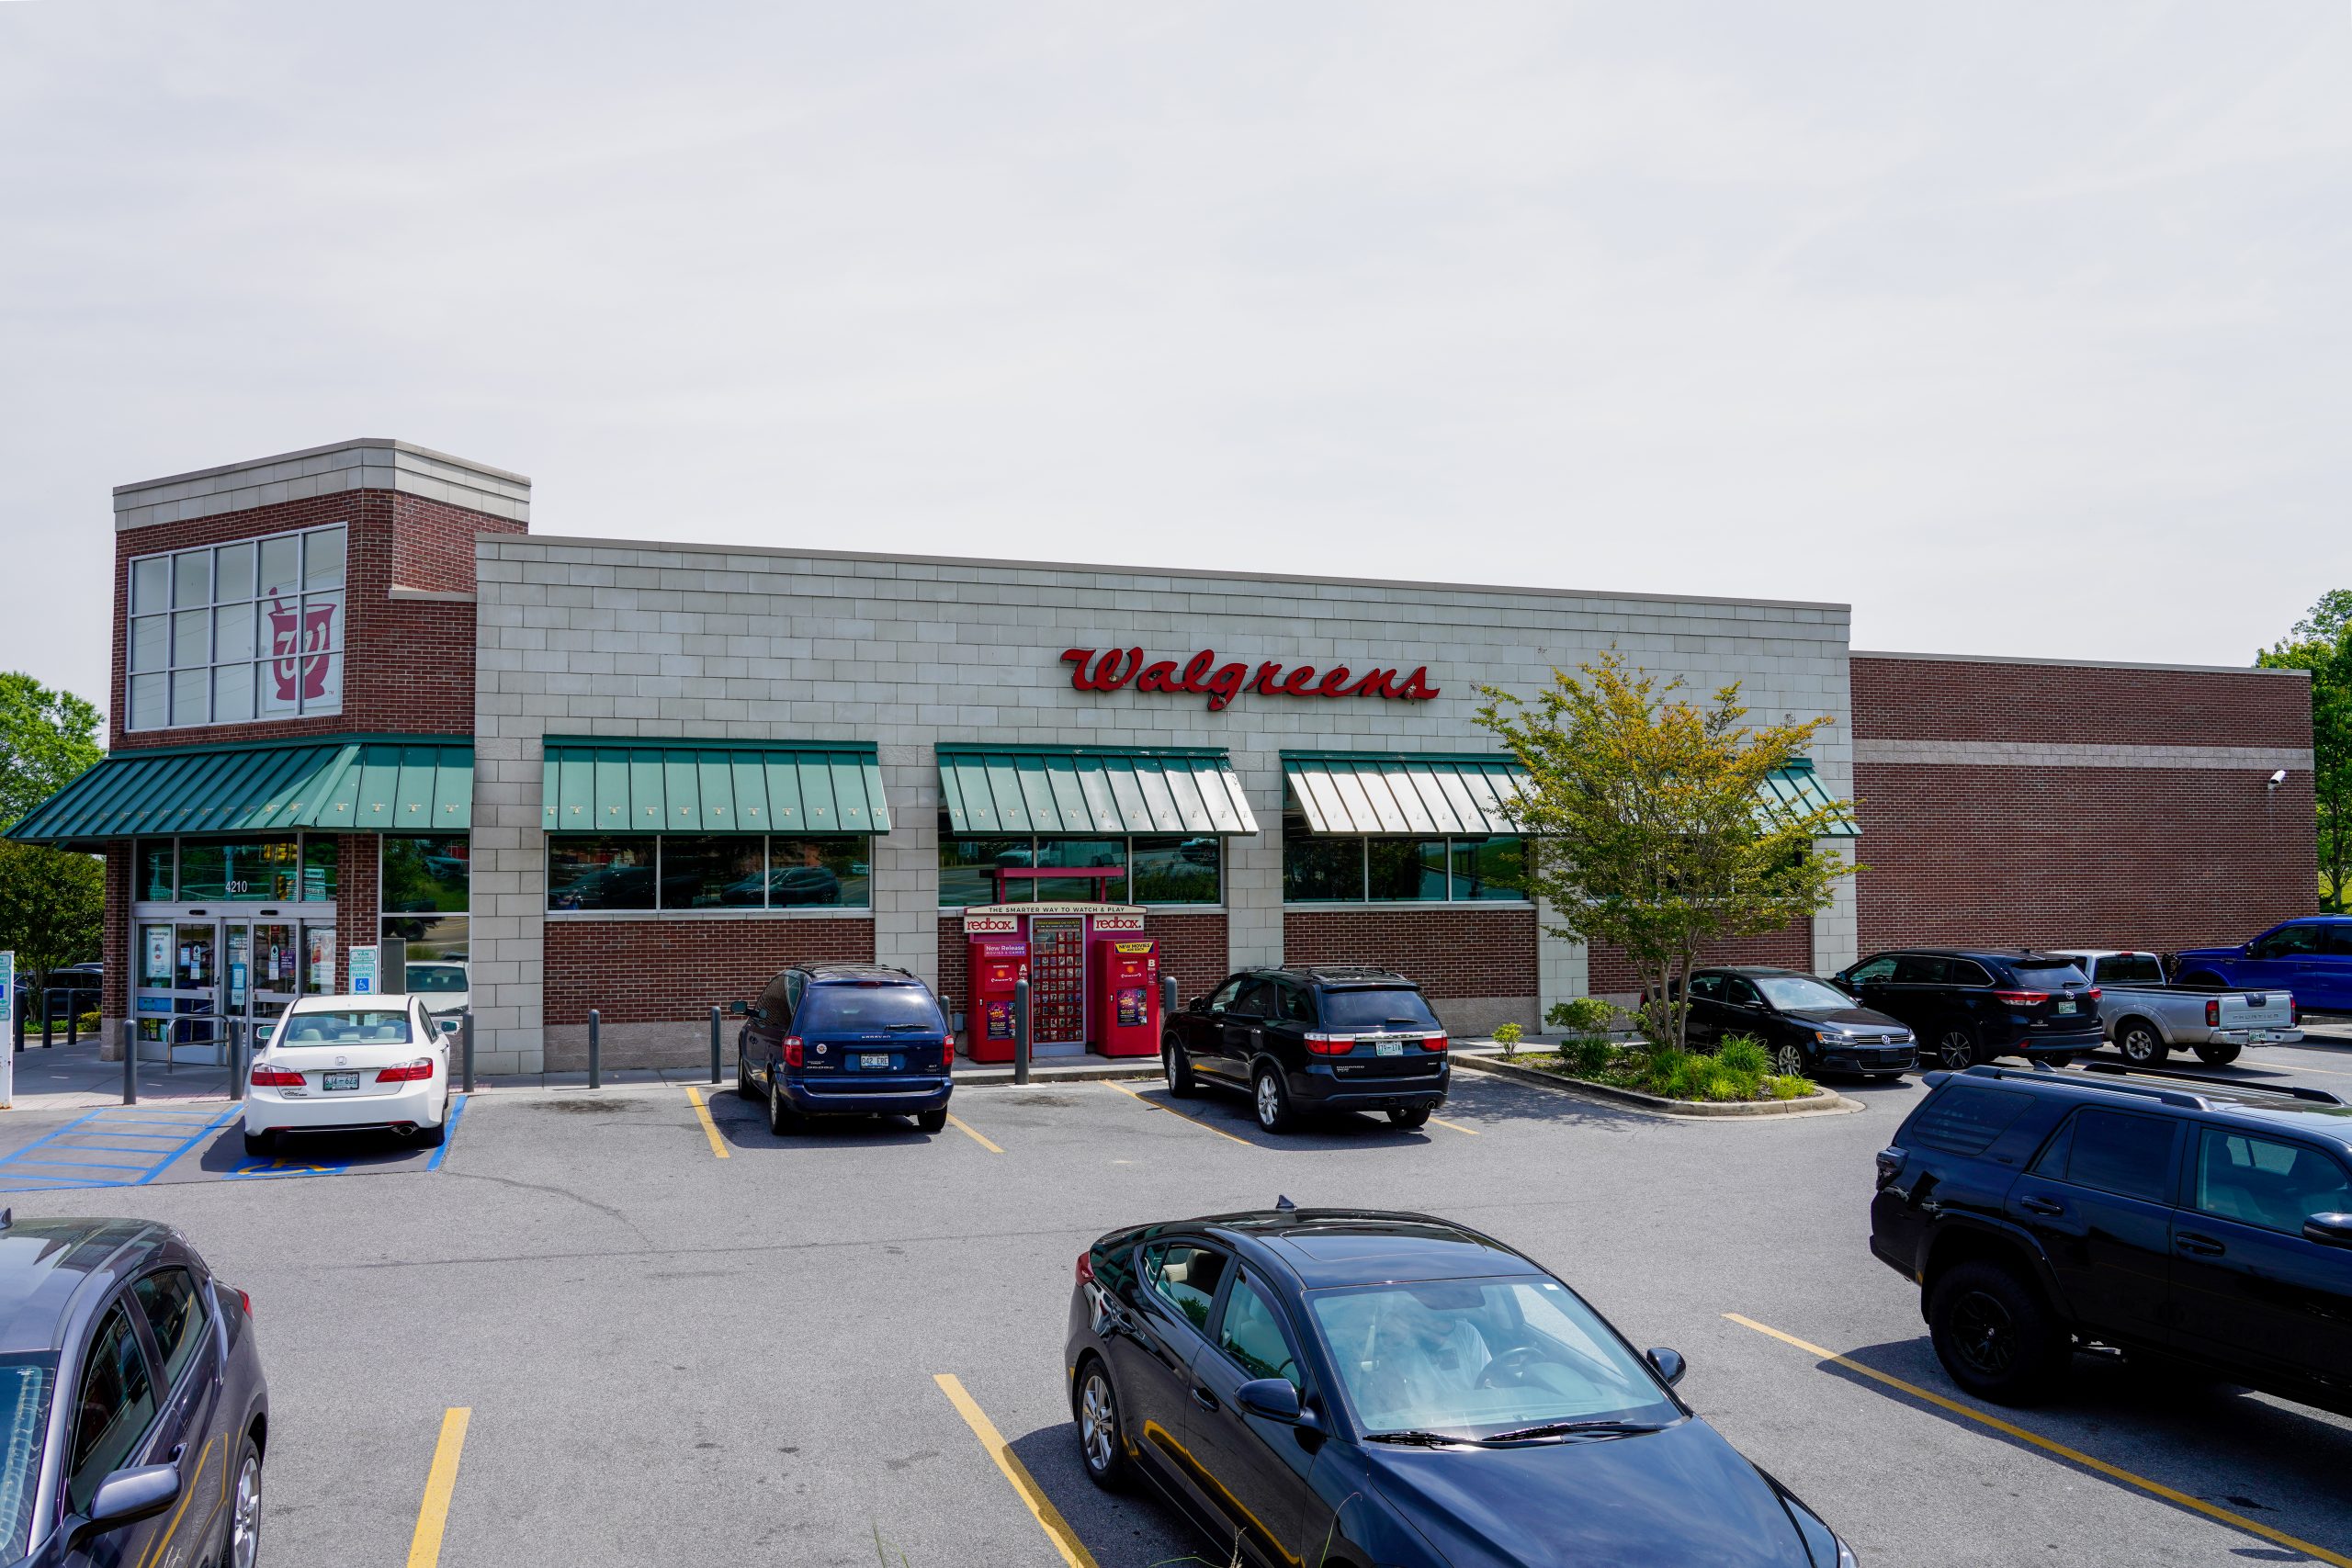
xmin=2259 ymin=591 xmax=2350 ymax=911
xmin=1475 ymin=652 xmax=1860 ymax=1052
xmin=0 ymin=672 xmax=108 ymax=1004
xmin=0 ymin=673 xmax=103 ymax=830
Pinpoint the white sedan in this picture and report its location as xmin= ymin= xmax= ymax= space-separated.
xmin=244 ymin=992 xmax=452 ymax=1156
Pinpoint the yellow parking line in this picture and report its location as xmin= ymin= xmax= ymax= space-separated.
xmin=1724 ymin=1314 xmax=2352 ymax=1568
xmin=1101 ymin=1077 xmax=1254 ymax=1146
xmin=1429 ymin=1114 xmax=1481 ymax=1136
xmin=404 ymin=1407 xmax=471 ymax=1568
xmin=945 ymin=1112 xmax=1004 ymax=1154
xmin=933 ymin=1373 xmax=1101 ymax=1568
xmin=683 ymin=1087 xmax=729 ymax=1159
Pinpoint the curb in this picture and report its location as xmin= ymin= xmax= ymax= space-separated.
xmin=954 ymin=1060 xmax=1163 ymax=1088
xmin=1452 ymin=1054 xmax=1862 ymax=1119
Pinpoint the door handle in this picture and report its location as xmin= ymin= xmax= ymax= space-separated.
xmin=2018 ymin=1196 xmax=2064 ymax=1216
xmin=167 ymin=1442 xmax=186 ymax=1464
xmin=2175 ymin=1233 xmax=2226 ymax=1258
xmin=1190 ymin=1385 xmax=1219 ymax=1413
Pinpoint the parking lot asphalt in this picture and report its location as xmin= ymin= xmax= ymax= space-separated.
xmin=3 ymin=1035 xmax=2349 ymax=1567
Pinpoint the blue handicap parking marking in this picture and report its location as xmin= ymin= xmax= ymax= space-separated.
xmin=0 ymin=1105 xmax=243 ymax=1193
xmin=223 ymin=1094 xmax=469 ymax=1182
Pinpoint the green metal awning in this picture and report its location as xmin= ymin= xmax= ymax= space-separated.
xmin=1283 ymin=753 xmax=1530 ymax=836
xmin=1283 ymin=752 xmax=1859 ymax=838
xmin=543 ymin=738 xmax=889 ymax=836
xmin=937 ymin=746 xmax=1259 ymax=837
xmin=5 ymin=736 xmax=474 ymax=847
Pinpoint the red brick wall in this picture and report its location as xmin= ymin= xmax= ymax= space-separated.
xmin=933 ymin=912 xmax=1229 ymax=1021
xmin=545 ymin=918 xmax=876 ymax=1024
xmin=108 ymin=491 xmax=521 ymax=750
xmin=1851 ymin=655 xmax=2313 ymax=747
xmin=334 ymin=834 xmax=379 ymax=994
xmin=102 ymin=845 xmax=131 ymax=1021
xmin=1283 ymin=908 xmax=1537 ymax=999
xmin=1586 ymin=921 xmax=1814 ymax=995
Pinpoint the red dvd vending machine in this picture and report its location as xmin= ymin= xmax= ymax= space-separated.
xmin=964 ymin=937 xmax=1028 ymax=1064
xmin=1087 ymin=934 xmax=1160 ymax=1057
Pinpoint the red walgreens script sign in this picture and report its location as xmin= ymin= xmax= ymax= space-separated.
xmin=1060 ymin=649 xmax=1439 ymax=713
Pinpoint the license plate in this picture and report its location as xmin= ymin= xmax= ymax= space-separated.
xmin=858 ymin=1053 xmax=892 ymax=1071
xmin=322 ymin=1071 xmax=359 ymax=1091
xmin=1375 ymin=1041 xmax=1404 ymax=1057
xmin=2251 ymin=1031 xmax=2285 ymax=1043
xmin=2055 ymin=999 xmax=2076 ymax=1015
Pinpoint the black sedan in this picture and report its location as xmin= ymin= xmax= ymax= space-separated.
xmin=0 ymin=1214 xmax=268 ymax=1566
xmin=1067 ymin=1207 xmax=1857 ymax=1567
xmin=1683 ymin=966 xmax=1917 ymax=1079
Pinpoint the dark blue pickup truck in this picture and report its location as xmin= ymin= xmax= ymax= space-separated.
xmin=2173 ymin=917 xmax=2352 ymax=1014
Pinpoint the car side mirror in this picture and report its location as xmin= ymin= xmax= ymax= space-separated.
xmin=1236 ymin=1378 xmax=1303 ymax=1422
xmin=68 ymin=1464 xmax=181 ymax=1550
xmin=1645 ymin=1347 xmax=1687 ymax=1387
xmin=2304 ymin=1213 xmax=2352 ymax=1247
xmin=731 ymin=1000 xmax=749 ymax=1016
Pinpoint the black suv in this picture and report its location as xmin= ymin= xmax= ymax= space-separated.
xmin=737 ymin=963 xmax=954 ymax=1135
xmin=1872 ymin=1064 xmax=2352 ymax=1413
xmin=1161 ymin=966 xmax=1451 ymax=1134
xmin=1833 ymin=949 xmax=2101 ymax=1071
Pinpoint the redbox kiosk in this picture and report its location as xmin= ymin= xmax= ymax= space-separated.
xmin=1087 ymin=934 xmax=1160 ymax=1057
xmin=958 ymin=903 xmax=1149 ymax=1059
xmin=964 ymin=935 xmax=1028 ymax=1065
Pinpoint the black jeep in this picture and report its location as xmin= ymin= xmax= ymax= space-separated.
xmin=1159 ymin=965 xmax=1451 ymax=1133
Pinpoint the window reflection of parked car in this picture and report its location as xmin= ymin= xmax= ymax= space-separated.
xmin=403 ymin=962 xmax=470 ymax=1032
xmin=770 ymin=865 xmax=842 ymax=906
xmin=550 ymin=863 xmax=656 ymax=910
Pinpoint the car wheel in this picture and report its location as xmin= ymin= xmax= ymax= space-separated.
xmin=416 ymin=1117 xmax=446 ymax=1149
xmin=1928 ymin=1260 xmax=2069 ymax=1405
xmin=916 ymin=1109 xmax=947 ymax=1134
xmin=1388 ymin=1106 xmax=1431 ymax=1129
xmin=737 ymin=1046 xmax=757 ymax=1100
xmin=1252 ymin=1066 xmax=1295 ymax=1134
xmin=1936 ymin=1029 xmax=1977 ymax=1071
xmin=225 ymin=1436 xmax=262 ymax=1568
xmin=2193 ymin=1042 xmax=2244 ymax=1066
xmin=241 ymin=1129 xmax=274 ymax=1159
xmin=1771 ymin=1040 xmax=1808 ymax=1077
xmin=1162 ymin=1034 xmax=1197 ymax=1097
xmin=1076 ymin=1357 xmax=1129 ymax=1490
xmin=767 ymin=1071 xmax=798 ymax=1136
xmin=2117 ymin=1021 xmax=2167 ymax=1067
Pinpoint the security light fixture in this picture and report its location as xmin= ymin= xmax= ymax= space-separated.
xmin=2269 ymin=769 xmax=2289 ymax=790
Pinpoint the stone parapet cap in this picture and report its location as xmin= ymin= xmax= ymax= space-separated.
xmin=115 ymin=439 xmax=530 ymax=531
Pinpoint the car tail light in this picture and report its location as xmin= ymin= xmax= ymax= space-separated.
xmin=784 ymin=1037 xmax=804 ymax=1067
xmin=1303 ymin=1033 xmax=1353 ymax=1055
xmin=1419 ymin=1034 xmax=1450 ymax=1053
xmin=375 ymin=1058 xmax=435 ymax=1083
xmin=235 ymin=1288 xmax=253 ymax=1318
xmin=1076 ymin=1251 xmax=1095 ymax=1285
xmin=1993 ymin=990 xmax=2049 ymax=1007
xmin=2206 ymin=999 xmax=2222 ymax=1028
xmin=2086 ymin=988 xmax=2100 ymax=1002
xmin=2291 ymin=998 xmax=2301 ymax=1026
xmin=1874 ymin=1146 xmax=1905 ymax=1187
xmin=249 ymin=1065 xmax=304 ymax=1087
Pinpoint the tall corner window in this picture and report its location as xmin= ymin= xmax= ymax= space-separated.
xmin=381 ymin=834 xmax=469 ymax=963
xmin=126 ymin=523 xmax=345 ymax=731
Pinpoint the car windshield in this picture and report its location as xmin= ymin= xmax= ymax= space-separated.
xmin=1317 ymin=989 xmax=1442 ymax=1032
xmin=2010 ymin=962 xmax=2090 ymax=988
xmin=1750 ymin=975 xmax=1853 ymax=1011
xmin=275 ymin=1010 xmax=413 ymax=1046
xmin=1306 ymin=1276 xmax=1676 ymax=1439
xmin=797 ymin=984 xmax=945 ymax=1034
xmin=405 ymin=964 xmax=468 ymax=994
xmin=0 ymin=1359 xmax=54 ymax=1550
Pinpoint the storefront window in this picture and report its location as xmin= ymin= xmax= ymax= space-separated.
xmin=382 ymin=836 xmax=469 ymax=913
xmin=1283 ymin=812 xmax=1365 ymax=901
xmin=660 ymin=837 xmax=766 ymax=908
xmin=301 ymin=836 xmax=338 ymax=902
xmin=1367 ymin=839 xmax=1450 ymax=901
xmin=548 ymin=837 xmax=658 ymax=911
xmin=769 ymin=839 xmax=869 ymax=908
xmin=125 ymin=523 xmax=345 ymax=731
xmin=1034 ymin=839 xmax=1126 ymax=903
xmin=137 ymin=841 xmax=175 ymax=901
xmin=177 ymin=838 xmax=299 ymax=902
xmin=940 ymin=832 xmax=1033 ymax=908
xmin=1130 ymin=836 xmax=1220 ymax=904
xmin=1451 ymin=837 xmax=1526 ymax=899
xmin=382 ymin=914 xmax=468 ymax=962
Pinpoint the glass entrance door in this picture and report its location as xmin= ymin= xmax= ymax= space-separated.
xmin=140 ymin=920 xmax=224 ymax=1063
xmin=1029 ymin=916 xmax=1086 ymax=1054
xmin=232 ymin=921 xmax=301 ymax=1046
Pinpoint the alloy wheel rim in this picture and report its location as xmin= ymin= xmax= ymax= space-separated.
xmin=1256 ymin=1076 xmax=1279 ymax=1126
xmin=1080 ymin=1375 xmax=1114 ymax=1472
xmin=1950 ymin=1291 xmax=2016 ymax=1377
xmin=232 ymin=1453 xmax=261 ymax=1568
xmin=2123 ymin=1029 xmax=2155 ymax=1063
xmin=1939 ymin=1032 xmax=1973 ymax=1069
xmin=1163 ymin=1045 xmax=1177 ymax=1085
xmin=1775 ymin=1043 xmax=1804 ymax=1077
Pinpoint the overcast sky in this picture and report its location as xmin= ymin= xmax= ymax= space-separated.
xmin=2 ymin=3 xmax=2346 ymax=718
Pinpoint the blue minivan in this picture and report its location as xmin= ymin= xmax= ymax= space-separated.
xmin=737 ymin=963 xmax=955 ymax=1135
xmin=2175 ymin=916 xmax=2352 ymax=1014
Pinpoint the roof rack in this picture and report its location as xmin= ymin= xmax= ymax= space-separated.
xmin=2077 ymin=1060 xmax=2346 ymax=1107
xmin=1955 ymin=1064 xmax=2207 ymax=1109
xmin=1293 ymin=964 xmax=1406 ymax=977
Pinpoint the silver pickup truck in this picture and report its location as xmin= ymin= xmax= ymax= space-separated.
xmin=2048 ymin=950 xmax=2301 ymax=1067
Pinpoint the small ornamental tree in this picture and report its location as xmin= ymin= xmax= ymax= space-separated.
xmin=1475 ymin=653 xmax=1860 ymax=1053
xmin=0 ymin=673 xmax=108 ymax=999
xmin=2258 ymin=591 xmax=2350 ymax=911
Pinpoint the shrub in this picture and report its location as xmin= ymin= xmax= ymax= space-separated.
xmin=1493 ymin=1021 xmax=1523 ymax=1058
xmin=1568 ymin=1034 xmax=1616 ymax=1077
xmin=1716 ymin=1035 xmax=1769 ymax=1077
xmin=1545 ymin=997 xmax=1620 ymax=1036
xmin=1768 ymin=1074 xmax=1815 ymax=1100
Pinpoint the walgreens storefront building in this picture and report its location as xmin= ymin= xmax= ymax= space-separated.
xmin=13 ymin=441 xmax=2316 ymax=1076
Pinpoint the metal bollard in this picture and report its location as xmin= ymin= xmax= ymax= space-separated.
xmin=65 ymin=997 xmax=77 ymax=1047
xmin=121 ymin=1021 xmax=137 ymax=1105
xmin=709 ymin=1006 xmax=721 ymax=1085
xmin=41 ymin=993 xmax=51 ymax=1050
xmin=588 ymin=1009 xmax=602 ymax=1089
xmin=1012 ymin=977 xmax=1031 ymax=1086
xmin=1160 ymin=975 xmax=1178 ymax=1026
xmin=460 ymin=1010 xmax=475 ymax=1094
xmin=229 ymin=1020 xmax=245 ymax=1102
